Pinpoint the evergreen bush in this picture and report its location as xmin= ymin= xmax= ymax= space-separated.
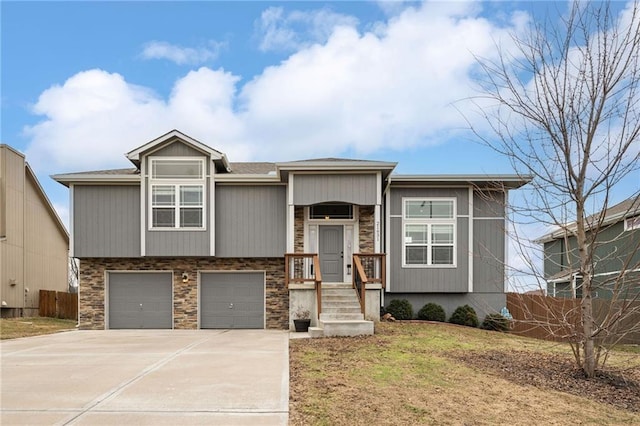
xmin=417 ymin=302 xmax=446 ymax=322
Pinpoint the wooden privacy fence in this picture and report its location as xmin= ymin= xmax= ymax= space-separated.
xmin=506 ymin=293 xmax=640 ymax=345
xmin=39 ymin=290 xmax=78 ymax=320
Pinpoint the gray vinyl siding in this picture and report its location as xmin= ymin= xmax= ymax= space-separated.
xmin=473 ymin=219 xmax=505 ymax=293
xmin=544 ymin=221 xmax=640 ymax=278
xmin=474 ymin=191 xmax=505 ymax=218
xmin=74 ymin=185 xmax=140 ymax=257
xmin=293 ymin=174 xmax=377 ymax=205
xmin=543 ymin=239 xmax=565 ymax=278
xmin=215 ymin=185 xmax=286 ymax=257
xmin=151 ymin=141 xmax=206 ymax=158
xmin=146 ymin=231 xmax=209 ymax=256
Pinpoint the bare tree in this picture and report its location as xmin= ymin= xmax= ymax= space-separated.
xmin=470 ymin=1 xmax=640 ymax=377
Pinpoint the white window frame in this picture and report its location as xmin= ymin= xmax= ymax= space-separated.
xmin=148 ymin=157 xmax=206 ymax=230
xmin=402 ymin=197 xmax=456 ymax=268
xmin=624 ymin=215 xmax=640 ymax=231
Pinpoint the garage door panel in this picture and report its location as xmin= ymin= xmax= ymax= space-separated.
xmin=109 ymin=272 xmax=172 ymax=329
xmin=201 ymin=272 xmax=264 ymax=329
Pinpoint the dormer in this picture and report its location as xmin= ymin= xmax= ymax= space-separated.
xmin=128 ymin=130 xmax=229 ymax=257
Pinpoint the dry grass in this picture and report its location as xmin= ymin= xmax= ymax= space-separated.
xmin=0 ymin=317 xmax=77 ymax=340
xmin=290 ymin=322 xmax=640 ymax=425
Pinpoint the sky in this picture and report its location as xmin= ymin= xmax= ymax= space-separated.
xmin=1 ymin=1 xmax=638 ymax=289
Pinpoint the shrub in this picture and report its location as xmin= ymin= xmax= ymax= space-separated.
xmin=449 ymin=304 xmax=479 ymax=327
xmin=481 ymin=313 xmax=510 ymax=332
xmin=417 ymin=303 xmax=446 ymax=322
xmin=386 ymin=299 xmax=413 ymax=320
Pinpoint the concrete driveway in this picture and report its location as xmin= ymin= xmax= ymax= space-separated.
xmin=0 ymin=330 xmax=289 ymax=425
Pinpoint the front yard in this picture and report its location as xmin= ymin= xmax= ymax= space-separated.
xmin=0 ymin=317 xmax=77 ymax=340
xmin=290 ymin=322 xmax=640 ymax=425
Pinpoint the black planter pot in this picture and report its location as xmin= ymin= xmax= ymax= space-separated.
xmin=293 ymin=319 xmax=311 ymax=332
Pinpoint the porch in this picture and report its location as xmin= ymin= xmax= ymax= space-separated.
xmin=285 ymin=253 xmax=385 ymax=337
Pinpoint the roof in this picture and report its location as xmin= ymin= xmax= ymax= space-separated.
xmin=125 ymin=129 xmax=231 ymax=172
xmin=536 ymin=195 xmax=640 ymax=243
xmin=389 ymin=174 xmax=532 ymax=189
xmin=52 ymin=168 xmax=140 ymax=186
xmin=228 ymin=162 xmax=276 ymax=174
xmin=51 ymin=130 xmax=534 ymax=189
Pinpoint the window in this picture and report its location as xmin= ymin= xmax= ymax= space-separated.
xmin=309 ymin=204 xmax=354 ymax=220
xmin=625 ymin=215 xmax=640 ymax=231
xmin=149 ymin=158 xmax=205 ymax=229
xmin=403 ymin=199 xmax=455 ymax=266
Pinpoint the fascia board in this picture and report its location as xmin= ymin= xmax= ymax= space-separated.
xmin=51 ymin=174 xmax=140 ymax=187
xmin=214 ymin=174 xmax=282 ymax=183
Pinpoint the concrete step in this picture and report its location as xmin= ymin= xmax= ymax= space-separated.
xmin=322 ymin=293 xmax=357 ymax=299
xmin=319 ymin=320 xmax=374 ymax=337
xmin=320 ymin=312 xmax=364 ymax=321
xmin=322 ymin=289 xmax=357 ymax=296
xmin=308 ymin=327 xmax=324 ymax=338
xmin=321 ymin=282 xmax=352 ymax=288
xmin=322 ymin=300 xmax=361 ymax=307
xmin=321 ymin=307 xmax=362 ymax=314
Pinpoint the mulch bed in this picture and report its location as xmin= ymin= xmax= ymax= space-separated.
xmin=454 ymin=350 xmax=640 ymax=412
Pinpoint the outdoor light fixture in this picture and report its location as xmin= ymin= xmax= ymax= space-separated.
xmin=181 ymin=272 xmax=189 ymax=283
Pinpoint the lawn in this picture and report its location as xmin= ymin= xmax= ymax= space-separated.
xmin=0 ymin=317 xmax=77 ymax=340
xmin=290 ymin=322 xmax=640 ymax=425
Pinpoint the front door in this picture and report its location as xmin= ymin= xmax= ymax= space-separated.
xmin=319 ymin=225 xmax=343 ymax=282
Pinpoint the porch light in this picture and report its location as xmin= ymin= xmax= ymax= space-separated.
xmin=181 ymin=272 xmax=189 ymax=283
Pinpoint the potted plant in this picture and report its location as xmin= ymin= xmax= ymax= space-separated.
xmin=292 ymin=306 xmax=311 ymax=332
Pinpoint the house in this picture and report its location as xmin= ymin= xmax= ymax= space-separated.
xmin=538 ymin=196 xmax=640 ymax=299
xmin=1 ymin=145 xmax=70 ymax=317
xmin=52 ymin=130 xmax=529 ymax=334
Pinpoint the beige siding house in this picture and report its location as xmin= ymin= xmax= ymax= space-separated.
xmin=1 ymin=145 xmax=69 ymax=317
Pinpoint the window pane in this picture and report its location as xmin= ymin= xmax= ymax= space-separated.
xmin=152 ymin=186 xmax=175 ymax=206
xmin=432 ymin=246 xmax=453 ymax=264
xmin=180 ymin=185 xmax=203 ymax=206
xmin=405 ymin=224 xmax=428 ymax=244
xmin=405 ymin=200 xmax=453 ymax=219
xmin=180 ymin=208 xmax=203 ymax=227
xmin=406 ymin=246 xmax=428 ymax=265
xmin=309 ymin=204 xmax=353 ymax=219
xmin=152 ymin=160 xmax=203 ymax=179
xmin=431 ymin=201 xmax=453 ymax=218
xmin=432 ymin=224 xmax=454 ymax=244
xmin=405 ymin=200 xmax=431 ymax=218
xmin=153 ymin=208 xmax=175 ymax=227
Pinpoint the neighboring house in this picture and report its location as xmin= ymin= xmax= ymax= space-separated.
xmin=538 ymin=196 xmax=640 ymax=299
xmin=52 ymin=130 xmax=529 ymax=333
xmin=1 ymin=145 xmax=70 ymax=317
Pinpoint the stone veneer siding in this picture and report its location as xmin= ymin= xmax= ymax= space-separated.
xmin=79 ymin=257 xmax=287 ymax=330
xmin=294 ymin=206 xmax=305 ymax=252
xmin=359 ymin=206 xmax=375 ymax=253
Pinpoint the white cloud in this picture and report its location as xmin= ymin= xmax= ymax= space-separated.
xmin=141 ymin=40 xmax=224 ymax=65
xmin=257 ymin=6 xmax=359 ymax=52
xmin=24 ymin=2 xmax=529 ymax=173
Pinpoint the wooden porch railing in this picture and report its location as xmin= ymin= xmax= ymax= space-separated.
xmin=352 ymin=253 xmax=386 ymax=317
xmin=285 ymin=253 xmax=323 ymax=315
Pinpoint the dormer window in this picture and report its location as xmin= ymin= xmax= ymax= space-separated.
xmin=149 ymin=158 xmax=205 ymax=229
